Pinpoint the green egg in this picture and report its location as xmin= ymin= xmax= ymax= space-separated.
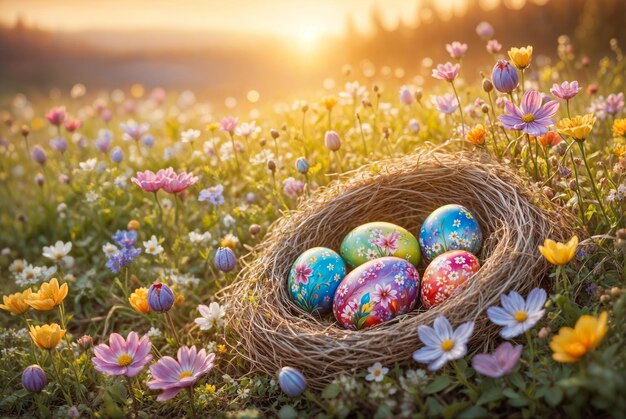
xmin=339 ymin=222 xmax=421 ymax=268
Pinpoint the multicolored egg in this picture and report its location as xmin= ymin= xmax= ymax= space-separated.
xmin=420 ymin=250 xmax=480 ymax=309
xmin=288 ymin=247 xmax=346 ymax=314
xmin=340 ymin=222 xmax=421 ymax=268
xmin=333 ymin=257 xmax=420 ymax=330
xmin=419 ymin=204 xmax=482 ymax=261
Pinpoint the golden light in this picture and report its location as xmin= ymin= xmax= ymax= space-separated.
xmin=296 ymin=27 xmax=318 ymax=53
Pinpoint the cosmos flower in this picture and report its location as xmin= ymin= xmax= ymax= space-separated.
xmin=446 ymin=42 xmax=468 ymax=60
xmin=604 ymin=93 xmax=624 ymax=115
xmin=432 ymin=93 xmax=458 ymax=114
xmin=412 ymin=316 xmax=474 ymax=371
xmin=147 ymin=346 xmax=216 ymax=401
xmin=499 ymin=90 xmax=560 ymax=136
xmin=92 ymin=331 xmax=152 ymax=377
xmin=486 ymin=39 xmax=502 ymax=54
xmin=120 ymin=120 xmax=150 ymax=142
xmin=550 ymin=311 xmax=608 ymax=363
xmin=132 ymin=170 xmax=165 ymax=192
xmin=472 ymin=342 xmax=522 ymax=378
xmin=159 ymin=168 xmax=198 ymax=194
xmin=550 ymin=81 xmax=581 ymax=100
xmin=432 ymin=62 xmax=460 ymax=82
xmin=487 ymin=288 xmax=547 ymax=338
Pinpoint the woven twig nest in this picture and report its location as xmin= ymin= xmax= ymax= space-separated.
xmin=221 ymin=151 xmax=577 ymax=388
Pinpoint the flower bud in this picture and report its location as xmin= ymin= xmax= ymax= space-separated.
xmin=147 ymin=282 xmax=175 ymax=312
xmin=31 ymin=145 xmax=47 ymax=166
xmin=270 ymin=129 xmax=279 ymax=140
xmin=110 ymin=146 xmax=124 ymax=163
xmin=414 ymin=88 xmax=423 ymax=102
xmin=267 ymin=160 xmax=276 ymax=173
xmin=600 ymin=294 xmax=610 ymax=303
xmin=409 ymin=118 xmax=420 ymax=134
xmin=587 ymin=84 xmax=598 ymax=94
xmin=481 ymin=104 xmax=490 ymax=114
xmin=22 ymin=365 xmax=47 ymax=393
xmin=616 ymin=228 xmax=626 ymax=240
xmin=538 ymin=327 xmax=550 ymax=339
xmin=324 ymin=130 xmax=341 ymax=151
xmin=214 ymin=247 xmax=236 ymax=272
xmin=610 ymin=287 xmax=621 ymax=297
xmin=21 ymin=125 xmax=30 ymax=137
xmin=249 ymin=224 xmax=261 ymax=236
xmin=278 ymin=367 xmax=307 ymax=397
xmin=77 ymin=335 xmax=93 ymax=349
xmin=482 ymin=79 xmax=493 ymax=92
xmin=491 ymin=60 xmax=519 ymax=93
xmin=35 ymin=173 xmax=45 ymax=187
xmin=543 ymin=186 xmax=554 ymax=199
xmin=295 ymin=157 xmax=309 ymax=174
xmin=58 ymin=174 xmax=71 ymax=185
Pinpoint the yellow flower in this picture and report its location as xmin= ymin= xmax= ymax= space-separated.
xmin=205 ymin=122 xmax=219 ymax=132
xmin=538 ymin=236 xmax=578 ymax=265
xmin=556 ymin=114 xmax=596 ymax=142
xmin=0 ymin=288 xmax=33 ymax=315
xmin=614 ymin=144 xmax=626 ymax=158
xmin=218 ymin=344 xmax=227 ymax=354
xmin=129 ymin=287 xmax=150 ymax=314
xmin=320 ymin=96 xmax=338 ymax=111
xmin=550 ymin=311 xmax=608 ymax=363
xmin=205 ymin=384 xmax=216 ymax=393
xmin=29 ymin=323 xmax=66 ymax=349
xmin=25 ymin=278 xmax=68 ymax=311
xmin=466 ymin=124 xmax=487 ymax=145
xmin=508 ymin=46 xmax=533 ymax=69
xmin=220 ymin=235 xmax=238 ymax=250
xmin=613 ymin=118 xmax=626 ymax=138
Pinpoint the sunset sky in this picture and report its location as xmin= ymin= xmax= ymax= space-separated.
xmin=0 ymin=0 xmax=535 ymax=37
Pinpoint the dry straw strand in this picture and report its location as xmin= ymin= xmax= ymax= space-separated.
xmin=219 ymin=150 xmax=577 ymax=388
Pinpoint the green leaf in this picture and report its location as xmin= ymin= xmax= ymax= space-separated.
xmin=476 ymin=386 xmax=504 ymax=405
xmin=502 ymin=388 xmax=521 ymax=399
xmin=425 ymin=375 xmax=452 ymax=394
xmin=426 ymin=397 xmax=444 ymax=417
xmin=458 ymin=406 xmax=489 ymax=419
xmin=321 ymin=383 xmax=341 ymax=399
xmin=544 ymin=387 xmax=564 ymax=407
xmin=278 ymin=405 xmax=298 ymax=419
xmin=508 ymin=373 xmax=526 ymax=391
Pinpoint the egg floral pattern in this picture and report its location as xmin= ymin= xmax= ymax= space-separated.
xmin=421 ymin=250 xmax=481 ymax=309
xmin=333 ymin=257 xmax=420 ymax=330
xmin=288 ymin=247 xmax=346 ymax=314
xmin=419 ymin=204 xmax=482 ymax=261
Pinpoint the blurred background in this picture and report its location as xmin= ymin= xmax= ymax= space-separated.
xmin=0 ymin=0 xmax=624 ymax=104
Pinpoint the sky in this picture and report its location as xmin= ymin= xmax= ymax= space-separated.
xmin=0 ymin=0 xmax=512 ymax=37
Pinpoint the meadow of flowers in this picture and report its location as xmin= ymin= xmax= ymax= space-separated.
xmin=1 ymin=25 xmax=626 ymax=417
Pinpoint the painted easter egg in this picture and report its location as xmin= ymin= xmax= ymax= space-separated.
xmin=420 ymin=250 xmax=481 ymax=309
xmin=340 ymin=222 xmax=421 ymax=268
xmin=333 ymin=257 xmax=420 ymax=330
xmin=419 ymin=204 xmax=482 ymax=261
xmin=288 ymin=247 xmax=346 ymax=314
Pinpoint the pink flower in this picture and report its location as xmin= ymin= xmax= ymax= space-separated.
xmin=550 ymin=81 xmax=581 ymax=100
xmin=294 ymin=262 xmax=313 ymax=285
xmin=476 ymin=22 xmax=494 ymax=40
xmin=432 ymin=62 xmax=460 ymax=82
xmin=372 ymin=283 xmax=397 ymax=309
xmin=46 ymin=107 xmax=67 ymax=126
xmin=432 ymin=93 xmax=459 ymax=115
xmin=159 ymin=168 xmax=199 ymax=194
xmin=372 ymin=232 xmax=400 ymax=255
xmin=446 ymin=42 xmax=468 ymax=60
xmin=64 ymin=119 xmax=81 ymax=132
xmin=605 ymin=93 xmax=624 ymax=115
xmin=486 ymin=39 xmax=502 ymax=54
xmin=220 ymin=117 xmax=238 ymax=133
xmin=499 ymin=90 xmax=560 ymax=136
xmin=147 ymin=346 xmax=215 ymax=401
xmin=283 ymin=177 xmax=304 ymax=197
xmin=131 ymin=170 xmax=165 ymax=192
xmin=472 ymin=342 xmax=522 ymax=378
xmin=92 ymin=332 xmax=152 ymax=377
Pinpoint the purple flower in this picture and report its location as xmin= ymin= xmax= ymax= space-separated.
xmin=121 ymin=120 xmax=150 ymax=142
xmin=147 ymin=346 xmax=215 ymax=401
xmin=550 ymin=81 xmax=581 ymax=100
xmin=147 ymin=282 xmax=175 ymax=312
xmin=214 ymin=247 xmax=236 ymax=272
xmin=491 ymin=60 xmax=519 ymax=93
xmin=106 ymin=247 xmax=141 ymax=273
xmin=113 ymin=230 xmax=137 ymax=248
xmin=499 ymin=90 xmax=560 ymax=136
xmin=46 ymin=107 xmax=67 ymax=126
xmin=486 ymin=39 xmax=502 ymax=54
xmin=399 ymin=86 xmax=414 ymax=105
xmin=432 ymin=62 xmax=460 ymax=82
xmin=31 ymin=145 xmax=47 ymax=166
xmin=110 ymin=147 xmax=124 ymax=163
xmin=49 ymin=137 xmax=68 ymax=154
xmin=95 ymin=129 xmax=113 ymax=153
xmin=198 ymin=184 xmax=225 ymax=206
xmin=432 ymin=93 xmax=458 ymax=115
xmin=605 ymin=93 xmax=624 ymax=115
xmin=92 ymin=331 xmax=152 ymax=377
xmin=22 ymin=365 xmax=47 ymax=392
xmin=472 ymin=342 xmax=522 ymax=378
xmin=476 ymin=22 xmax=494 ymax=40
xmin=446 ymin=42 xmax=468 ymax=59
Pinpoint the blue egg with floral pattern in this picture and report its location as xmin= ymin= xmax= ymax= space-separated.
xmin=419 ymin=204 xmax=482 ymax=261
xmin=288 ymin=247 xmax=346 ymax=314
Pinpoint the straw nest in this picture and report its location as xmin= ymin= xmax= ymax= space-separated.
xmin=220 ymin=151 xmax=577 ymax=388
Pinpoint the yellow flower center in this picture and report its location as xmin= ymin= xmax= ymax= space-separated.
xmin=179 ymin=371 xmax=193 ymax=379
xmin=515 ymin=311 xmax=528 ymax=322
xmin=374 ymin=370 xmax=381 ymax=377
xmin=566 ymin=342 xmax=587 ymax=358
xmin=441 ymin=339 xmax=454 ymax=352
xmin=522 ymin=114 xmax=535 ymax=123
xmin=117 ymin=354 xmax=133 ymax=367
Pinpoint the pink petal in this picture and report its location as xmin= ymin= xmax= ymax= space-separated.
xmin=472 ymin=354 xmax=503 ymax=378
xmin=535 ymin=100 xmax=560 ymax=119
xmin=126 ymin=332 xmax=138 ymax=357
xmin=109 ymin=333 xmax=126 ymax=356
xmin=521 ymin=90 xmax=541 ymax=115
xmin=156 ymin=387 xmax=184 ymax=402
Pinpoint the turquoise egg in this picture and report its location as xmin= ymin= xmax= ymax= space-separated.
xmin=288 ymin=247 xmax=346 ymax=314
xmin=340 ymin=222 xmax=421 ymax=268
xmin=419 ymin=205 xmax=482 ymax=261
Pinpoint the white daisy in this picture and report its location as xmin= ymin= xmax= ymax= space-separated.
xmin=42 ymin=240 xmax=72 ymax=261
xmin=188 ymin=231 xmax=212 ymax=243
xmin=143 ymin=235 xmax=164 ymax=255
xmin=180 ymin=128 xmax=201 ymax=143
xmin=412 ymin=316 xmax=474 ymax=371
xmin=79 ymin=158 xmax=97 ymax=171
xmin=365 ymin=362 xmax=389 ymax=382
xmin=486 ymin=288 xmax=547 ymax=339
xmin=194 ymin=302 xmax=226 ymax=330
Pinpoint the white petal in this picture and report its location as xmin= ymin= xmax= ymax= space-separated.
xmin=417 ymin=325 xmax=441 ymax=347
xmin=433 ymin=316 xmax=453 ymax=340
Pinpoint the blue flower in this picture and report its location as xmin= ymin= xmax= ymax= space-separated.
xmin=106 ymin=246 xmax=141 ymax=273
xmin=113 ymin=230 xmax=138 ymax=248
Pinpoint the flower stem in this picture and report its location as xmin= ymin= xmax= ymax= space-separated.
xmin=51 ymin=349 xmax=73 ymax=405
xmin=451 ymin=81 xmax=466 ymax=138
xmin=164 ymin=311 xmax=182 ymax=347
xmin=525 ymin=330 xmax=537 ymax=389
xmin=452 ymin=361 xmax=478 ymax=399
xmin=126 ymin=376 xmax=138 ymax=415
xmin=578 ymin=141 xmax=612 ymax=226
xmin=228 ymin=132 xmax=240 ymax=171
xmin=187 ymin=387 xmax=197 ymax=418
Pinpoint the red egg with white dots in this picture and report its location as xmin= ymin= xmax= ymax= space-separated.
xmin=420 ymin=250 xmax=480 ymax=309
